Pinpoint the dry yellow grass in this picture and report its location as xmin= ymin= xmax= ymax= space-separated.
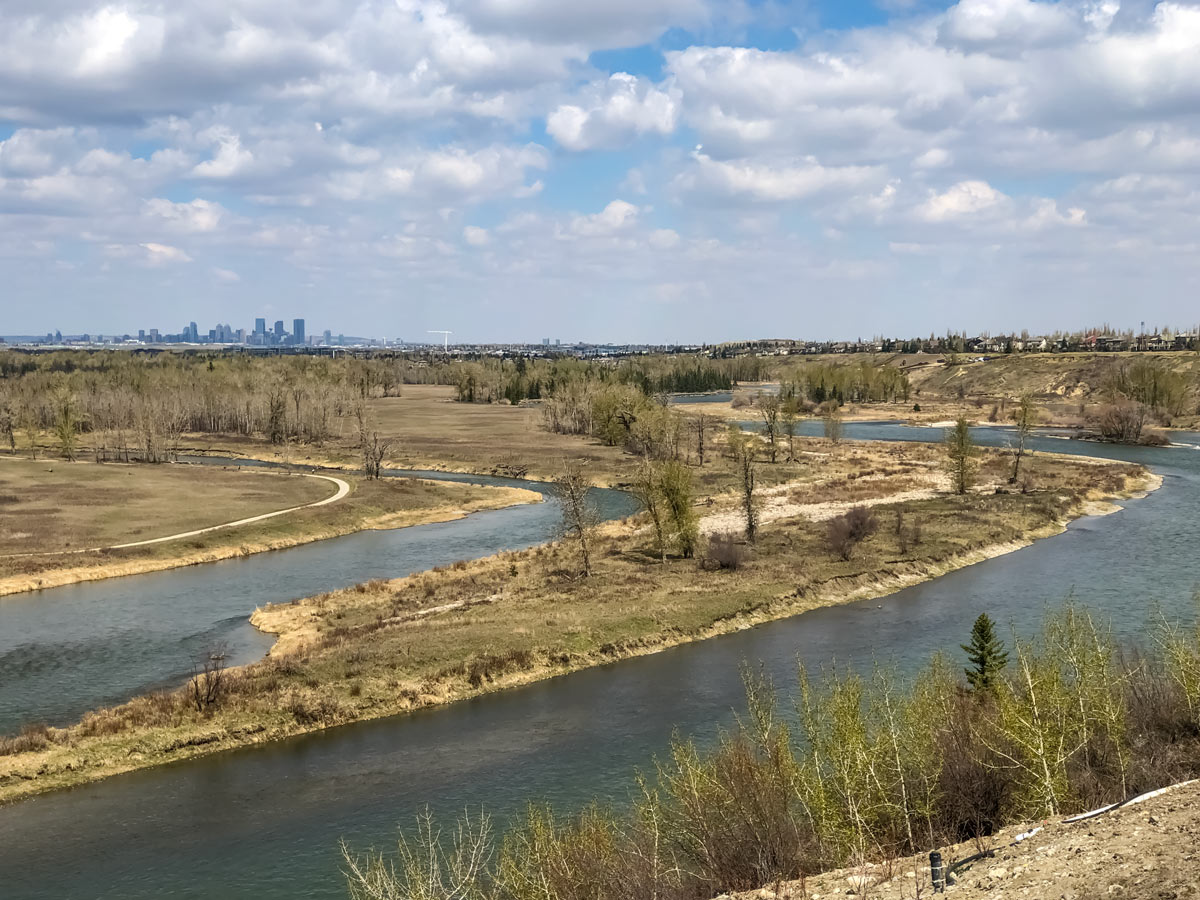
xmin=0 ymin=460 xmax=539 ymax=596
xmin=0 ymin=457 xmax=331 ymax=555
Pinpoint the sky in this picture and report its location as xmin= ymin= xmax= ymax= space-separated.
xmin=1 ymin=0 xmax=1199 ymax=343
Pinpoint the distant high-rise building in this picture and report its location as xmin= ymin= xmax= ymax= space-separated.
xmin=187 ymin=321 xmax=198 ymax=342
xmin=149 ymin=328 xmax=160 ymax=342
xmin=293 ymin=318 xmax=305 ymax=346
xmin=255 ymin=318 xmax=266 ymax=335
xmin=322 ymin=329 xmax=332 ymax=345
xmin=543 ymin=338 xmax=550 ymax=346
xmin=274 ymin=320 xmax=285 ymax=337
xmin=138 ymin=329 xmax=145 ymax=341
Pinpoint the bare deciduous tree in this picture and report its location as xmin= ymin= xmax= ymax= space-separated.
xmin=354 ymin=402 xmax=392 ymax=478
xmin=758 ymin=393 xmax=781 ymax=463
xmin=1011 ymin=393 xmax=1037 ymax=482
xmin=691 ymin=414 xmax=714 ymax=467
xmin=188 ymin=645 xmax=228 ymax=713
xmin=821 ymin=400 xmax=843 ymax=444
xmin=728 ymin=430 xmax=759 ymax=543
xmin=780 ymin=398 xmax=800 ymax=462
xmin=945 ymin=416 xmax=977 ymax=495
xmin=52 ymin=388 xmax=79 ymax=461
xmin=633 ymin=458 xmax=668 ymax=563
xmin=554 ymin=461 xmax=599 ymax=577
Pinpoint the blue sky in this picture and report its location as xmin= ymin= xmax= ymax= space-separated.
xmin=1 ymin=0 xmax=1199 ymax=343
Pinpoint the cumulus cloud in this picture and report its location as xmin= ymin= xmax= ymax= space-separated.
xmin=547 ymin=73 xmax=679 ymax=150
xmin=144 ymin=198 xmax=225 ymax=232
xmin=3 ymin=0 xmax=1200 ymax=340
xmin=918 ymin=180 xmax=1006 ymax=222
xmin=463 ymin=225 xmax=490 ymax=245
xmin=569 ymin=199 xmax=639 ymax=236
xmin=938 ymin=0 xmax=1081 ymax=52
xmin=457 ymin=0 xmax=710 ymax=47
xmin=677 ymin=150 xmax=881 ymax=203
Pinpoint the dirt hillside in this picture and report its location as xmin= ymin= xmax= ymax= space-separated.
xmin=733 ymin=779 xmax=1200 ymax=900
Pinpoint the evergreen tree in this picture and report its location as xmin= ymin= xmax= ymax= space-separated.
xmin=962 ymin=613 xmax=1009 ymax=692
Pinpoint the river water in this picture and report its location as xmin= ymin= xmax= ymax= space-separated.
xmin=1 ymin=427 xmax=1197 ymax=899
xmin=0 ymin=469 xmax=640 ymax=734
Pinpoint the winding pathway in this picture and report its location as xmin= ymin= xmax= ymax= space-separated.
xmin=2 ymin=471 xmax=350 ymax=557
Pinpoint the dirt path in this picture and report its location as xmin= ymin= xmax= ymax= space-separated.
xmin=2 ymin=473 xmax=350 ymax=557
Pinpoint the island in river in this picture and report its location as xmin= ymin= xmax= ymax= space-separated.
xmin=0 ymin=430 xmax=1155 ymax=805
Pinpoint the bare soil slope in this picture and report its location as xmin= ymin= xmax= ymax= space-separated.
xmin=737 ymin=779 xmax=1200 ymax=900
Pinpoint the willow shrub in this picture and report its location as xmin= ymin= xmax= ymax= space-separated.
xmin=343 ymin=604 xmax=1200 ymax=900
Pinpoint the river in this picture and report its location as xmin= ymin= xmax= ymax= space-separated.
xmin=0 ymin=468 xmax=640 ymax=734
xmin=1 ymin=427 xmax=1196 ymax=899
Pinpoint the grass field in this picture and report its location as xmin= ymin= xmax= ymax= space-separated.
xmin=0 ymin=458 xmax=539 ymax=595
xmin=0 ymin=435 xmax=1153 ymax=803
xmin=0 ymin=458 xmax=332 ymax=555
xmin=178 ymin=383 xmax=637 ymax=485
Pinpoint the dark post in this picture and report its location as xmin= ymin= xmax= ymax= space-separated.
xmin=930 ymin=850 xmax=945 ymax=893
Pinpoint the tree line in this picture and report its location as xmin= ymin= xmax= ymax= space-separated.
xmin=452 ymin=355 xmax=775 ymax=406
xmin=0 ymin=351 xmax=430 ymax=461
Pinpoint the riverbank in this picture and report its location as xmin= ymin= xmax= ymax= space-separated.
xmin=0 ymin=440 xmax=1154 ymax=806
xmin=0 ymin=464 xmax=540 ymax=597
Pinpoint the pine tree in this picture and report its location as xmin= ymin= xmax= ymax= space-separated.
xmin=962 ymin=613 xmax=1009 ymax=692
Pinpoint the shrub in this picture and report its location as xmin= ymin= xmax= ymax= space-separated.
xmin=1094 ymin=401 xmax=1148 ymax=443
xmin=825 ymin=506 xmax=878 ymax=560
xmin=704 ymin=532 xmax=747 ymax=570
xmin=0 ymin=722 xmax=54 ymax=755
xmin=284 ymin=690 xmax=345 ymax=725
xmin=466 ymin=649 xmax=535 ymax=687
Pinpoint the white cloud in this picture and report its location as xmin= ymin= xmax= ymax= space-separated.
xmin=457 ymin=0 xmax=710 ymax=47
xmin=213 ymin=266 xmax=241 ymax=282
xmin=918 ymin=180 xmax=1006 ymax=221
xmin=913 ymin=148 xmax=952 ymax=170
xmin=139 ymin=242 xmax=192 ymax=264
xmin=192 ymin=132 xmax=256 ymax=179
xmin=569 ymin=199 xmax=639 ymax=236
xmin=649 ymin=228 xmax=681 ymax=249
xmin=144 ymin=198 xmax=224 ymax=232
xmin=938 ymin=0 xmax=1081 ymax=52
xmin=547 ymin=73 xmax=679 ymax=150
xmin=678 ymin=150 xmax=880 ymax=203
xmin=2 ymin=0 xmax=1200 ymax=340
